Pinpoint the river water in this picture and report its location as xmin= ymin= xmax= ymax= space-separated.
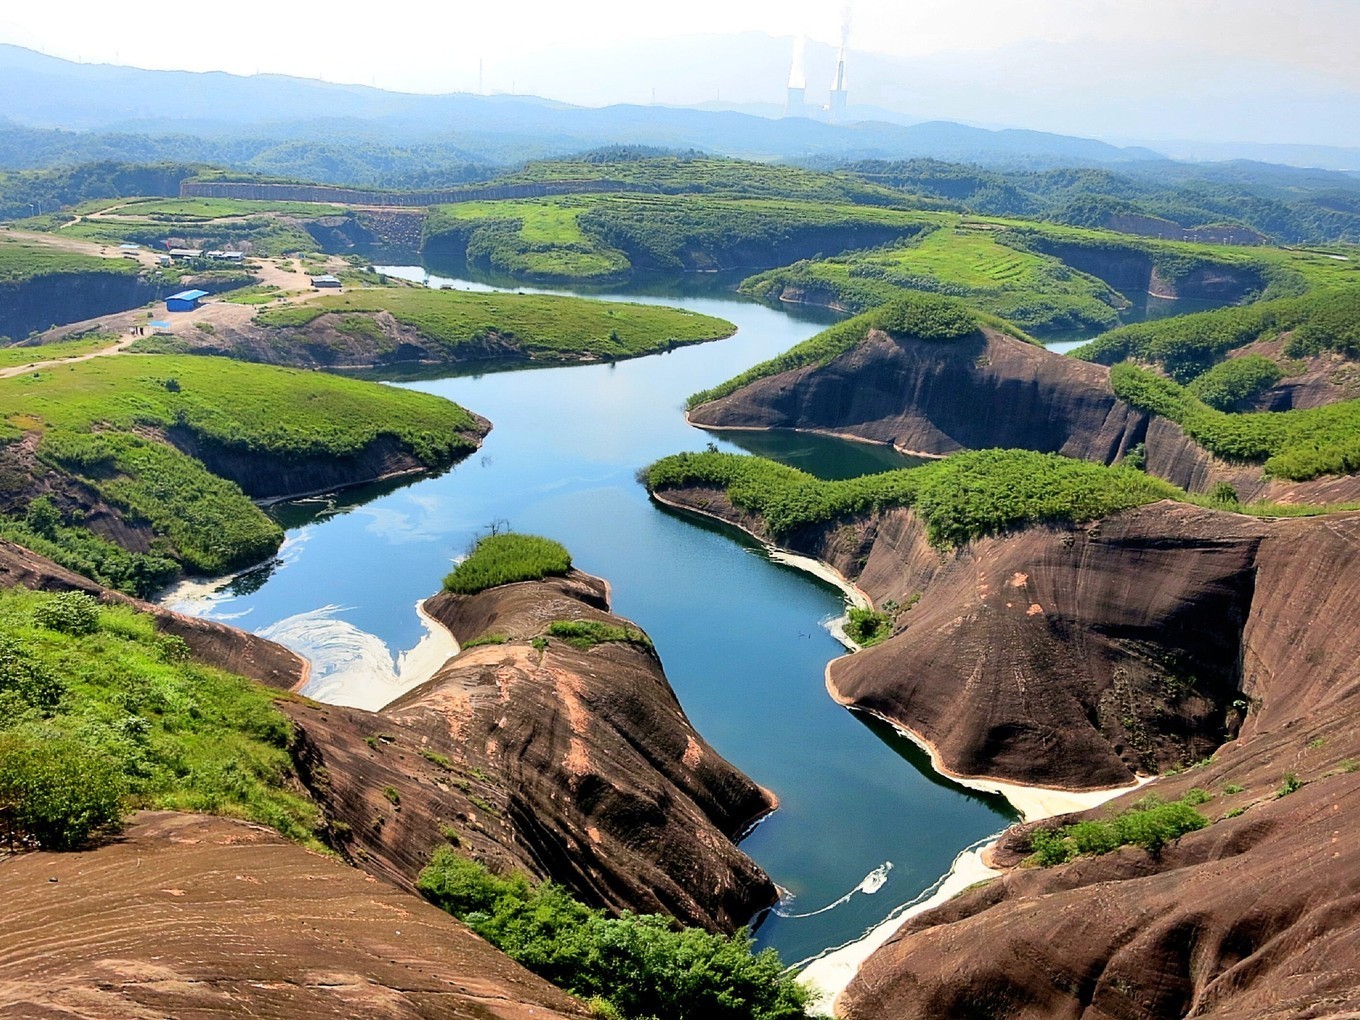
xmin=167 ymin=263 xmax=1016 ymax=968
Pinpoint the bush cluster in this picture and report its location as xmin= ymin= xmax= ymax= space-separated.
xmin=545 ymin=619 xmax=653 ymax=652
xmin=417 ymin=847 xmax=813 ymax=1020
xmin=443 ymin=533 xmax=572 ymax=595
xmin=1110 ymin=362 xmax=1360 ymax=480
xmin=1027 ymin=793 xmax=1210 ymax=865
xmin=645 ymin=448 xmax=1182 ymax=548
xmin=0 ymin=586 xmax=318 ymax=851
xmin=1185 ymin=355 xmax=1283 ymax=410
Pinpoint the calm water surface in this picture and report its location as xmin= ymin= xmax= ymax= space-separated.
xmin=171 ymin=265 xmax=1016 ymax=966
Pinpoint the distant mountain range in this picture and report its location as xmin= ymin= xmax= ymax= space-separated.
xmin=0 ymin=44 xmax=1168 ymax=171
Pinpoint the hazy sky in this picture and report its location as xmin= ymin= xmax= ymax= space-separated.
xmin=2 ymin=0 xmax=1354 ymax=96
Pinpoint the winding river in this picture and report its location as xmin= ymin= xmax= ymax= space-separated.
xmin=167 ymin=264 xmax=1017 ymax=969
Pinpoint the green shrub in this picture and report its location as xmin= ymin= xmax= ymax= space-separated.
xmin=845 ymin=607 xmax=892 ymax=647
xmin=1208 ymin=481 xmax=1241 ymax=505
xmin=417 ymin=847 xmax=813 ymax=1020
xmin=32 ymin=591 xmax=100 ymax=635
xmin=544 ymin=619 xmax=652 ymax=651
xmin=0 ymin=635 xmax=64 ymax=712
xmin=1276 ymin=772 xmax=1304 ymax=797
xmin=444 ymin=534 xmax=572 ymax=595
xmin=0 ymin=586 xmax=318 ymax=850
xmin=1026 ymin=793 xmax=1210 ymax=866
xmin=0 ymin=733 xmax=125 ymax=849
xmin=1187 ymin=355 xmax=1283 ymax=410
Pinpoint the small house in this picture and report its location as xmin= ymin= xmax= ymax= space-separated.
xmin=311 ymin=274 xmax=342 ymax=288
xmin=165 ymin=289 xmax=209 ymax=312
xmin=168 ymin=248 xmax=204 ymax=260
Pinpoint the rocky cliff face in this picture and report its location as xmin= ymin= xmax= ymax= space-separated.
xmin=0 ymin=271 xmax=164 ymax=341
xmin=650 ymin=479 xmax=1360 ymax=1017
xmin=0 ymin=811 xmax=589 ymax=1020
xmin=164 ymin=418 xmax=489 ymax=502
xmin=837 ymin=507 xmax=1360 ymax=1020
xmin=282 ymin=570 xmax=778 ymax=933
xmin=689 ymin=326 xmax=1360 ymax=504
xmin=691 ymin=327 xmax=1147 ymax=464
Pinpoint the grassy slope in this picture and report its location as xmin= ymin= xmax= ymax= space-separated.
xmin=0 ymin=586 xmax=319 ymax=849
xmin=422 ymin=193 xmax=932 ymax=280
xmin=0 ymin=336 xmax=111 ymax=367
xmin=740 ymin=218 xmax=1360 ymax=338
xmin=0 ymin=236 xmax=139 ymax=284
xmin=256 ymin=288 xmax=736 ymax=360
xmin=747 ymin=221 xmax=1121 ymax=335
xmin=0 ymin=354 xmax=483 ymax=575
xmin=43 ymin=197 xmax=336 ymax=256
xmin=422 ymin=196 xmax=630 ymax=279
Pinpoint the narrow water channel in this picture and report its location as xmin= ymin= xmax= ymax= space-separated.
xmin=167 ymin=264 xmax=1017 ymax=968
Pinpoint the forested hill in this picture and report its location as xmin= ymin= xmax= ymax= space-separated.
xmin=832 ymin=157 xmax=1360 ymax=244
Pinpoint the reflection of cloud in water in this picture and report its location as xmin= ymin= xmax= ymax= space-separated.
xmin=351 ymin=495 xmax=469 ymax=545
xmin=259 ymin=603 xmax=458 ymax=712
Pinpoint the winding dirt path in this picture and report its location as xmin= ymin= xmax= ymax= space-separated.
xmin=0 ymin=336 xmax=139 ymax=378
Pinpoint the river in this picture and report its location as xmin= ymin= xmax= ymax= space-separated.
xmin=166 ymin=263 xmax=1017 ymax=969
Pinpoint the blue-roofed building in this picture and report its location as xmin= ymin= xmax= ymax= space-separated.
xmin=165 ymin=289 xmax=209 ymax=312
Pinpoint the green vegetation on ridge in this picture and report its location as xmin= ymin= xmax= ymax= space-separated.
xmin=0 ymin=586 xmax=318 ymax=851
xmin=1027 ymin=791 xmax=1211 ymax=866
xmin=1109 ymin=362 xmax=1360 ymax=480
xmin=443 ymin=533 xmax=572 ymax=595
xmin=0 ymin=354 xmax=483 ymax=580
xmin=257 ymin=287 xmax=735 ymax=361
xmin=422 ymin=192 xmax=930 ymax=280
xmin=645 ymin=448 xmax=1184 ymax=548
xmin=1074 ymin=289 xmax=1360 ymax=381
xmin=741 ymin=220 xmax=1124 ymax=336
xmin=417 ymin=846 xmax=814 ymax=1020
xmin=0 ymin=236 xmax=138 ymax=285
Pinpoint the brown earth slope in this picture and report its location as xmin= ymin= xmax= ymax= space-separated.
xmin=651 ymin=484 xmax=1360 ymax=1018
xmin=281 ymin=569 xmax=778 ymax=933
xmin=0 ymin=811 xmax=589 ymax=1020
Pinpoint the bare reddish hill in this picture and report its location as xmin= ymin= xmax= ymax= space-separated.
xmin=0 ymin=812 xmax=589 ymax=1020
xmin=282 ymin=569 xmax=778 ymax=933
xmin=651 ymin=483 xmax=1360 ymax=1016
xmin=0 ymin=541 xmax=775 ymax=933
xmin=842 ymin=775 xmax=1360 ymax=1020
xmin=688 ymin=326 xmax=1360 ymax=504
